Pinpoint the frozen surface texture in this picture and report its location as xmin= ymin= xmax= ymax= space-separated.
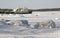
xmin=0 ymin=11 xmax=60 ymax=38
xmin=0 ymin=19 xmax=59 ymax=38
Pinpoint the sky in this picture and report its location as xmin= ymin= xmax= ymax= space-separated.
xmin=0 ymin=0 xmax=60 ymax=9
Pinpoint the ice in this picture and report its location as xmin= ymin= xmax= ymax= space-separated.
xmin=0 ymin=11 xmax=60 ymax=38
xmin=0 ymin=19 xmax=59 ymax=38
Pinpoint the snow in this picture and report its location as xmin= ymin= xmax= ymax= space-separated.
xmin=0 ymin=11 xmax=60 ymax=38
xmin=0 ymin=20 xmax=59 ymax=38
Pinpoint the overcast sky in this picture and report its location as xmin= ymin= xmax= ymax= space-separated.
xmin=0 ymin=0 xmax=60 ymax=9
